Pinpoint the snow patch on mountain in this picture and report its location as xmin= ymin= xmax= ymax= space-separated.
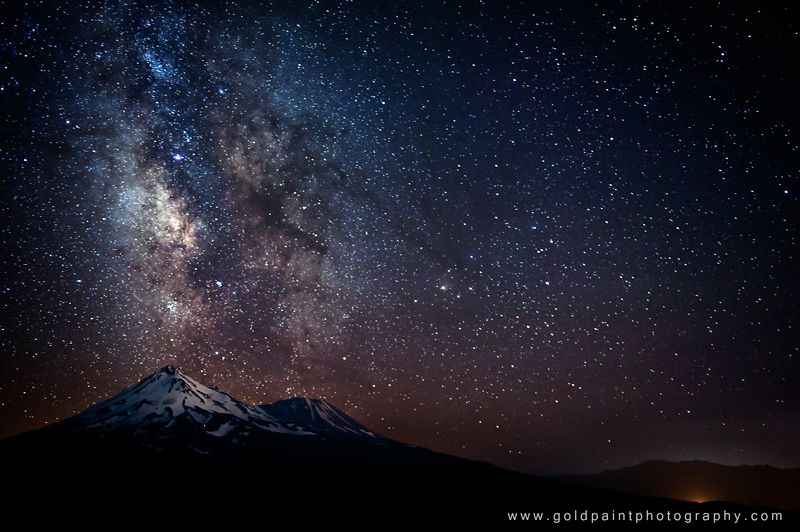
xmin=74 ymin=365 xmax=304 ymax=436
xmin=261 ymin=397 xmax=376 ymax=437
xmin=41 ymin=365 xmax=381 ymax=452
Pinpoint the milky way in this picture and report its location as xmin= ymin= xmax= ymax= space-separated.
xmin=1 ymin=1 xmax=798 ymax=474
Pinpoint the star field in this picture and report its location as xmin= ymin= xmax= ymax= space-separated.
xmin=0 ymin=1 xmax=797 ymax=474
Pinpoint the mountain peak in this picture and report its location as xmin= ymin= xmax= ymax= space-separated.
xmin=261 ymin=397 xmax=376 ymax=437
xmin=69 ymin=364 xmax=284 ymax=438
xmin=24 ymin=366 xmax=377 ymax=451
xmin=158 ymin=364 xmax=178 ymax=374
xmin=155 ymin=364 xmax=185 ymax=377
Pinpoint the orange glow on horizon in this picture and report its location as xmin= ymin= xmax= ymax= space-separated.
xmin=683 ymin=493 xmax=715 ymax=504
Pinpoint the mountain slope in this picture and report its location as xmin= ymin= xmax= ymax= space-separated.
xmin=1 ymin=366 xmax=792 ymax=526
xmin=260 ymin=397 xmax=376 ymax=437
xmin=0 ymin=365 xmax=375 ymax=454
xmin=68 ymin=365 xmax=303 ymax=435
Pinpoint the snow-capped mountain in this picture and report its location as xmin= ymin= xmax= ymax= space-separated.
xmin=261 ymin=397 xmax=376 ymax=437
xmin=1 ymin=366 xmax=761 ymax=526
xmin=10 ymin=365 xmax=378 ymax=452
xmin=74 ymin=365 xmax=303 ymax=435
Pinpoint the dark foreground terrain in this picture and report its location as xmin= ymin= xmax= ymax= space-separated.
xmin=1 ymin=367 xmax=792 ymax=528
xmin=564 ymin=460 xmax=800 ymax=512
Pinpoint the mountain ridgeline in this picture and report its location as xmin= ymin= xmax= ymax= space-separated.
xmin=564 ymin=460 xmax=800 ymax=511
xmin=0 ymin=366 xmax=793 ymax=526
xmin=1 ymin=365 xmax=378 ymax=452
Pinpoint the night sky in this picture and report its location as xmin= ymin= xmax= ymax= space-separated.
xmin=1 ymin=1 xmax=797 ymax=474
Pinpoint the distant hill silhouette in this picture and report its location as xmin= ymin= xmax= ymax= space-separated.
xmin=1 ymin=367 xmax=795 ymax=526
xmin=564 ymin=460 xmax=800 ymax=511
